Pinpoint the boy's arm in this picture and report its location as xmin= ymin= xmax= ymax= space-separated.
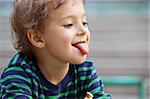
xmin=0 ymin=66 xmax=32 ymax=99
xmin=86 ymin=65 xmax=111 ymax=99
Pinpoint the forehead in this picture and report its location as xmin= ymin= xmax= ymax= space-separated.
xmin=48 ymin=0 xmax=85 ymax=21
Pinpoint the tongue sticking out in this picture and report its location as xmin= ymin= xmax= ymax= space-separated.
xmin=73 ymin=43 xmax=89 ymax=55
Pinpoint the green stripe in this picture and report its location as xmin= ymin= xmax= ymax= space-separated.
xmin=4 ymin=65 xmax=40 ymax=82
xmin=85 ymin=59 xmax=93 ymax=63
xmin=79 ymin=75 xmax=91 ymax=80
xmin=32 ymin=90 xmax=38 ymax=97
xmin=89 ymin=77 xmax=100 ymax=87
xmin=3 ymin=93 xmax=32 ymax=99
xmin=2 ymin=88 xmax=32 ymax=99
xmin=6 ymin=82 xmax=31 ymax=93
xmin=32 ymin=79 xmax=39 ymax=88
xmin=60 ymin=89 xmax=76 ymax=95
xmin=21 ymin=61 xmax=26 ymax=65
xmin=92 ymin=69 xmax=96 ymax=75
xmin=4 ymin=67 xmax=24 ymax=73
xmin=22 ymin=68 xmax=40 ymax=81
xmin=1 ymin=75 xmax=31 ymax=85
xmin=4 ymin=75 xmax=31 ymax=84
xmin=12 ymin=53 xmax=19 ymax=64
xmin=78 ymin=66 xmax=93 ymax=72
xmin=21 ymin=56 xmax=27 ymax=65
xmin=46 ymin=96 xmax=57 ymax=99
xmin=43 ymin=86 xmax=49 ymax=90
xmin=90 ymin=87 xmax=101 ymax=94
xmin=68 ymin=75 xmax=93 ymax=87
xmin=58 ymin=92 xmax=68 ymax=97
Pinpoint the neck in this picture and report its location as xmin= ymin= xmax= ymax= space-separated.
xmin=35 ymin=51 xmax=69 ymax=85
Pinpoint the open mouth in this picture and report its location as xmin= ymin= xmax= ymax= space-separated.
xmin=72 ymin=41 xmax=89 ymax=55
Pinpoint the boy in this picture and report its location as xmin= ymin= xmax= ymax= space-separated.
xmin=0 ymin=0 xmax=111 ymax=98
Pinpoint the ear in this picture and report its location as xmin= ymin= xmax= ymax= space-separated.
xmin=27 ymin=29 xmax=45 ymax=48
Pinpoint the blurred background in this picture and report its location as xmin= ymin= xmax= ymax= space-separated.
xmin=0 ymin=0 xmax=149 ymax=99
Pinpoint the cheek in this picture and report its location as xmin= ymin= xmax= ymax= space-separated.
xmin=56 ymin=30 xmax=74 ymax=45
xmin=44 ymin=31 xmax=73 ymax=49
xmin=86 ymin=29 xmax=91 ymax=43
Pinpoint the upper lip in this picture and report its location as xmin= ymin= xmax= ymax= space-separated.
xmin=72 ymin=41 xmax=86 ymax=46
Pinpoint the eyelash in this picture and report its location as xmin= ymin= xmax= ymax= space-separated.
xmin=83 ymin=22 xmax=88 ymax=27
xmin=63 ymin=22 xmax=88 ymax=28
xmin=63 ymin=24 xmax=73 ymax=28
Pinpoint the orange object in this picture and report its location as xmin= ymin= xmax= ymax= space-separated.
xmin=84 ymin=92 xmax=93 ymax=99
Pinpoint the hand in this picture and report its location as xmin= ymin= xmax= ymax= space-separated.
xmin=84 ymin=92 xmax=93 ymax=99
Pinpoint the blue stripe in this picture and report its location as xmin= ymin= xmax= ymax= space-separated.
xmin=78 ymin=61 xmax=93 ymax=67
xmin=91 ymin=73 xmax=99 ymax=80
xmin=61 ymin=79 xmax=90 ymax=93
xmin=78 ymin=70 xmax=92 ymax=76
xmin=2 ymin=70 xmax=28 ymax=79
xmin=15 ymin=95 xmax=29 ymax=99
xmin=1 ymin=78 xmax=31 ymax=90
xmin=16 ymin=54 xmax=24 ymax=64
xmin=89 ymin=81 xmax=101 ymax=91
xmin=8 ymin=86 xmax=31 ymax=95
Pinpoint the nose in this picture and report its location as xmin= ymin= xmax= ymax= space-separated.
xmin=76 ymin=23 xmax=90 ymax=42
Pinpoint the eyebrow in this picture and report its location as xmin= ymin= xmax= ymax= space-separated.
xmin=59 ymin=13 xmax=87 ymax=21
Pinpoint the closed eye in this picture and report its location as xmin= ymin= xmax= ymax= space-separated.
xmin=63 ymin=24 xmax=73 ymax=28
xmin=83 ymin=22 xmax=88 ymax=27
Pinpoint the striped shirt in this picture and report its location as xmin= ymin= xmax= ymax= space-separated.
xmin=0 ymin=52 xmax=111 ymax=99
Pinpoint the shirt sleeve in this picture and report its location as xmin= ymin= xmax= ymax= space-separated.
xmin=0 ymin=66 xmax=32 ymax=99
xmin=86 ymin=65 xmax=111 ymax=99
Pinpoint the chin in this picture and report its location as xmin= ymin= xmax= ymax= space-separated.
xmin=71 ymin=56 xmax=87 ymax=65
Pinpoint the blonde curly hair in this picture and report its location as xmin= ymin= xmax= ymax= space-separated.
xmin=11 ymin=0 xmax=66 ymax=54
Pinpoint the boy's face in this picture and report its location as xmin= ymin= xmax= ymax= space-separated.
xmin=42 ymin=0 xmax=90 ymax=64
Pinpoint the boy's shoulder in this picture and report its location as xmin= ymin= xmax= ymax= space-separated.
xmin=2 ymin=52 xmax=34 ymax=75
xmin=8 ymin=52 xmax=32 ymax=66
